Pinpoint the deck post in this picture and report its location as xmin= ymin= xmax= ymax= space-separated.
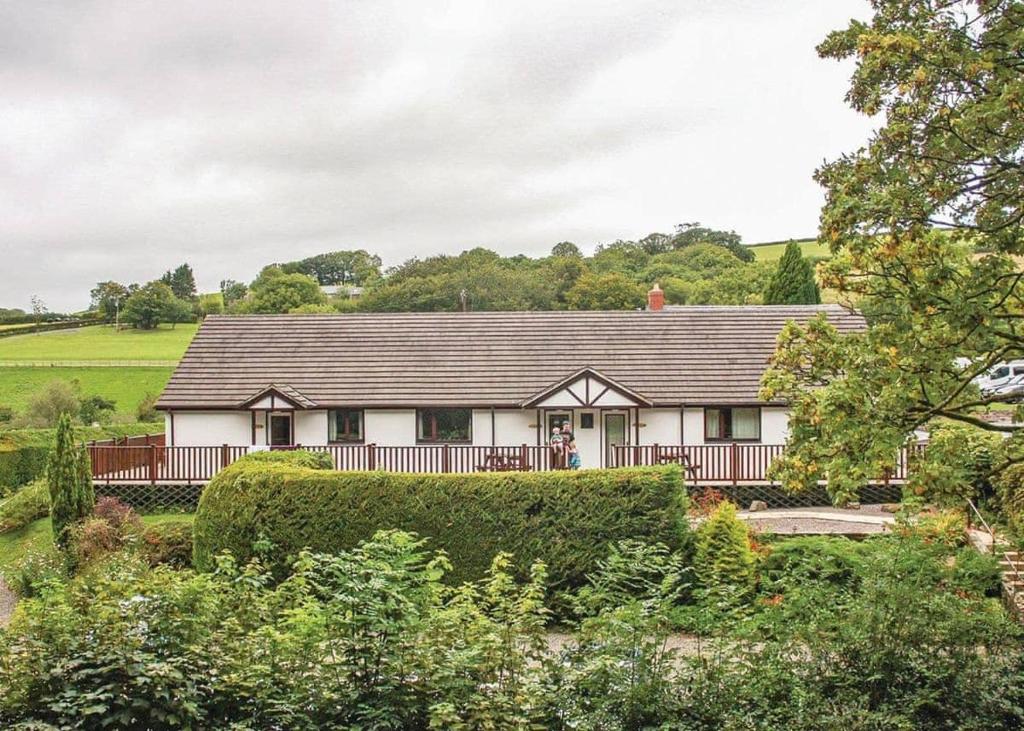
xmin=520 ymin=443 xmax=528 ymax=471
xmin=221 ymin=443 xmax=229 ymax=470
xmin=443 ymin=444 xmax=450 ymax=473
xmin=731 ymin=442 xmax=738 ymax=485
xmin=148 ymin=444 xmax=157 ymax=485
xmin=367 ymin=443 xmax=376 ymax=471
xmin=653 ymin=443 xmax=659 ymax=465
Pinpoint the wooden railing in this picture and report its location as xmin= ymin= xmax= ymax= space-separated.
xmin=88 ymin=441 xmax=925 ymax=485
xmin=611 ymin=443 xmax=922 ymax=484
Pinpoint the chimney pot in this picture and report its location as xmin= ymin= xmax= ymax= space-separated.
xmin=647 ymin=283 xmax=664 ymax=312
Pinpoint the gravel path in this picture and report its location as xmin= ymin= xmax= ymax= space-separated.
xmin=0 ymin=578 xmax=15 ymax=627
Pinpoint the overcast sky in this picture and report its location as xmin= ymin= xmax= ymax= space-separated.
xmin=0 ymin=0 xmax=874 ymax=312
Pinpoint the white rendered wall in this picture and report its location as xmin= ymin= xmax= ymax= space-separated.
xmin=491 ymin=409 xmax=537 ymax=445
xmin=294 ymin=410 xmax=328 ymax=446
xmin=683 ymin=408 xmax=706 ymax=445
xmin=170 ymin=411 xmax=251 ymax=446
xmin=638 ymin=409 xmax=681 ymax=446
xmin=364 ymin=409 xmax=417 ymax=446
xmin=761 ymin=407 xmax=789 ymax=444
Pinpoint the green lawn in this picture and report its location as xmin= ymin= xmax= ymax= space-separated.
xmin=0 ymin=367 xmax=174 ymax=416
xmin=0 ymin=513 xmax=194 ymax=579
xmin=0 ymin=323 xmax=198 ymax=362
xmin=747 ymin=238 xmax=831 ymax=261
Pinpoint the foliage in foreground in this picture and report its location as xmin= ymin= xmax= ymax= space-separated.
xmin=0 ymin=527 xmax=1021 ymax=730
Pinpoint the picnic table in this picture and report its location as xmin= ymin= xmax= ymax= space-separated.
xmin=476 ymin=452 xmax=527 ymax=472
xmin=654 ymin=448 xmax=701 ymax=481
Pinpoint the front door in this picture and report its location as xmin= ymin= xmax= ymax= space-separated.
xmin=269 ymin=413 xmax=293 ymax=447
xmin=604 ymin=413 xmax=627 ymax=467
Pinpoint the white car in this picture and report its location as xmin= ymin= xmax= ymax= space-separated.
xmin=992 ymin=373 xmax=1024 ymax=399
xmin=977 ymin=361 xmax=1024 ymax=395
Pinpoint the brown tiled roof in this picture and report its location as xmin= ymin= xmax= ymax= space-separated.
xmin=156 ymin=305 xmax=865 ymax=410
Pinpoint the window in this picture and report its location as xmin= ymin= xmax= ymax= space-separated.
xmin=417 ymin=408 xmax=472 ymax=443
xmin=580 ymin=413 xmax=595 ymax=429
xmin=705 ymin=407 xmax=760 ymax=441
xmin=993 ymin=366 xmax=1010 ymax=379
xmin=329 ymin=409 xmax=363 ymax=442
xmin=547 ymin=413 xmax=572 ymax=435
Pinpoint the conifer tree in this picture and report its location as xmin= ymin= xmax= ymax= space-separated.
xmin=47 ymin=413 xmax=94 ymax=548
xmin=763 ymin=241 xmax=821 ymax=305
xmin=695 ymin=501 xmax=756 ymax=605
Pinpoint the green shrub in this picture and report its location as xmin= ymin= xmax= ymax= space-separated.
xmin=140 ymin=521 xmax=194 ymax=568
xmin=951 ymin=547 xmax=1002 ymax=598
xmin=694 ymin=501 xmax=756 ymax=605
xmin=759 ymin=535 xmax=865 ymax=593
xmin=909 ymin=420 xmax=1003 ymax=504
xmin=240 ymin=448 xmax=334 ymax=470
xmin=0 ymin=479 xmax=48 ymax=533
xmin=4 ymin=549 xmax=64 ymax=598
xmin=193 ymin=461 xmax=688 ymax=590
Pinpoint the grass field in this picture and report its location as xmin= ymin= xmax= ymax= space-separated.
xmin=0 ymin=323 xmax=198 ymax=362
xmin=0 ymin=514 xmax=195 ymax=579
xmin=747 ymin=238 xmax=830 ymax=260
xmin=0 ymin=367 xmax=174 ymax=416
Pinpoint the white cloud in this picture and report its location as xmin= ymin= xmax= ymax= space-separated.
xmin=0 ymin=0 xmax=874 ymax=311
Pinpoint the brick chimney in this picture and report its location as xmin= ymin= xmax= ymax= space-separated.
xmin=647 ymin=283 xmax=664 ymax=312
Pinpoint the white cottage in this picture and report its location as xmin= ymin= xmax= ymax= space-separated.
xmin=153 ymin=296 xmax=864 ymax=474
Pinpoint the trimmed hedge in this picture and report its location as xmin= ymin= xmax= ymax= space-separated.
xmin=0 ymin=424 xmax=159 ymax=495
xmin=194 ymin=458 xmax=688 ymax=589
xmin=239 ymin=449 xmax=334 ymax=470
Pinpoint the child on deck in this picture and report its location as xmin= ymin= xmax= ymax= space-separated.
xmin=568 ymin=439 xmax=581 ymax=469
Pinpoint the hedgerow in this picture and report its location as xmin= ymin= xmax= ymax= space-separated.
xmin=193 ymin=457 xmax=688 ymax=589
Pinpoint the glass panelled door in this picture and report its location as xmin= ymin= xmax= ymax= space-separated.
xmin=269 ymin=413 xmax=293 ymax=447
xmin=604 ymin=413 xmax=627 ymax=467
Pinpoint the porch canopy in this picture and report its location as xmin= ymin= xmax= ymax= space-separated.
xmin=519 ymin=367 xmax=652 ymax=409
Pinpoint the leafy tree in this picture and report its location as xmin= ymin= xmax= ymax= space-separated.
xmin=89 ymin=281 xmax=130 ymax=320
xmin=761 ymin=1 xmax=1024 ymax=502
xmin=565 ymin=272 xmax=645 ymax=310
xmin=47 ymin=413 xmax=94 ymax=549
xmin=289 ymin=303 xmax=336 ymax=314
xmin=763 ymin=241 xmax=821 ymax=304
xmin=160 ymin=263 xmax=197 ymax=301
xmin=23 ymin=380 xmax=80 ymax=428
xmin=279 ymin=249 xmax=382 ymax=285
xmin=246 ymin=267 xmax=326 ymax=314
xmin=122 ymin=281 xmax=176 ymax=329
xmin=551 ymin=241 xmax=582 ymax=258
xmin=694 ymin=501 xmax=756 ymax=605
xmin=219 ymin=279 xmax=248 ymax=308
xmin=79 ymin=395 xmax=116 ymax=425
xmin=163 ymin=296 xmax=196 ymax=327
xmin=198 ymin=292 xmax=224 ymax=316
xmin=589 ymin=241 xmax=651 ymax=278
xmin=672 ymin=222 xmax=754 ymax=262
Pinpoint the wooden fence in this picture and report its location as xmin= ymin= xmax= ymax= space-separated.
xmin=611 ymin=443 xmax=923 ymax=484
xmin=88 ymin=441 xmax=924 ymax=485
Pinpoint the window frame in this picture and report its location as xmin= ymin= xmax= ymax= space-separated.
xmin=416 ymin=407 xmax=473 ymax=444
xmin=328 ymin=408 xmax=364 ymax=443
xmin=703 ymin=406 xmax=762 ymax=443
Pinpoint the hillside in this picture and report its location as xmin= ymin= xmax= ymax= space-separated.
xmin=747 ymin=237 xmax=829 ymax=260
xmin=0 ymin=324 xmax=196 ymax=421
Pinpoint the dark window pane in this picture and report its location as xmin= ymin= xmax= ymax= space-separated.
xmin=418 ymin=408 xmax=471 ymax=442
